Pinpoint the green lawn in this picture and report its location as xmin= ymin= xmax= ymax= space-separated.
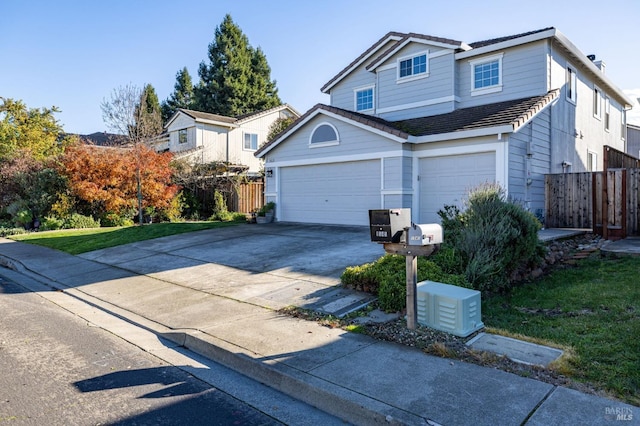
xmin=8 ymin=221 xmax=241 ymax=254
xmin=483 ymin=255 xmax=640 ymax=405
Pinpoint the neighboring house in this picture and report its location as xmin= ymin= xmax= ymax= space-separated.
xmin=627 ymin=123 xmax=640 ymax=159
xmin=157 ymin=104 xmax=299 ymax=176
xmin=256 ymin=27 xmax=634 ymax=226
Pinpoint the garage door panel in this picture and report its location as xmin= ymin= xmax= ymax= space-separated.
xmin=280 ymin=160 xmax=380 ymax=225
xmin=419 ymin=152 xmax=496 ymax=223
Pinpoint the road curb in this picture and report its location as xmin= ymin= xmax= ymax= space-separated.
xmin=160 ymin=329 xmax=432 ymax=426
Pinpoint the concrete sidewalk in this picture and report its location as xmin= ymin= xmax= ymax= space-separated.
xmin=0 ymin=226 xmax=637 ymax=425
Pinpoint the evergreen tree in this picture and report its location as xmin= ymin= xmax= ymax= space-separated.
xmin=138 ymin=84 xmax=163 ymax=137
xmin=194 ymin=14 xmax=281 ymax=116
xmin=161 ymin=67 xmax=195 ymax=123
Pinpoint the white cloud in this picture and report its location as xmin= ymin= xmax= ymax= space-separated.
xmin=624 ymin=88 xmax=640 ymax=126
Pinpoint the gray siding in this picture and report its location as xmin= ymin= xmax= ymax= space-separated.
xmin=457 ymin=41 xmax=548 ymax=108
xmin=264 ymin=115 xmax=404 ymax=163
xmin=508 ymin=109 xmax=551 ymax=217
xmin=376 ymin=47 xmax=455 ymax=121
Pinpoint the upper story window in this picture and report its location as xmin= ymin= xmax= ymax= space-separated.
xmin=309 ymin=123 xmax=339 ymax=147
xmin=178 ymin=129 xmax=188 ymax=144
xmin=604 ymin=97 xmax=610 ymax=131
xmin=566 ymin=65 xmax=577 ymax=104
xmin=244 ymin=133 xmax=258 ymax=150
xmin=593 ymin=86 xmax=601 ymax=119
xmin=397 ymin=51 xmax=428 ymax=82
xmin=355 ymin=86 xmax=374 ymax=112
xmin=469 ymin=53 xmax=503 ymax=96
xmin=622 ymin=111 xmax=626 ymax=140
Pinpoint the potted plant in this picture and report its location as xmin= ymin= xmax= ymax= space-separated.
xmin=256 ymin=202 xmax=275 ymax=224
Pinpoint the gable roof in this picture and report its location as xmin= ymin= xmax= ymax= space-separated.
xmin=164 ymin=104 xmax=300 ymax=129
xmin=320 ymin=27 xmax=632 ymax=108
xmin=256 ymin=90 xmax=559 ymax=157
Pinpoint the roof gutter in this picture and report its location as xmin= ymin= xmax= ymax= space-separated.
xmin=409 ymin=125 xmax=514 ymax=144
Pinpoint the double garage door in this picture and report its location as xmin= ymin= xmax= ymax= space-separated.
xmin=279 ymin=160 xmax=380 ymax=226
xmin=278 ymin=152 xmax=496 ymax=226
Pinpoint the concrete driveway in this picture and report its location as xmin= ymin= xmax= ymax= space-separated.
xmin=78 ymin=222 xmax=384 ymax=315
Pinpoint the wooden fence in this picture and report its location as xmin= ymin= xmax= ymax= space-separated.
xmin=227 ymin=180 xmax=265 ymax=213
xmin=545 ymin=169 xmax=640 ymax=238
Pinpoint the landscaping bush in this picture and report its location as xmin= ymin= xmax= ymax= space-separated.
xmin=342 ymin=254 xmax=468 ymax=312
xmin=64 ymin=213 xmax=101 ymax=229
xmin=157 ymin=192 xmax=186 ymax=223
xmin=438 ymin=183 xmax=544 ymax=293
xmin=101 ymin=212 xmax=135 ymax=227
xmin=40 ymin=216 xmax=64 ymax=231
xmin=0 ymin=227 xmax=28 ymax=237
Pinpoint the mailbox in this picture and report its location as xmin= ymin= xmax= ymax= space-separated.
xmin=369 ymin=209 xmax=411 ymax=243
xmin=408 ymin=223 xmax=443 ymax=246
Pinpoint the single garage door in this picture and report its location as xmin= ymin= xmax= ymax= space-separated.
xmin=419 ymin=152 xmax=496 ymax=223
xmin=279 ymin=160 xmax=380 ymax=225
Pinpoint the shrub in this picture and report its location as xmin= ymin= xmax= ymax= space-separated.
xmin=157 ymin=192 xmax=186 ymax=223
xmin=0 ymin=227 xmax=28 ymax=237
xmin=64 ymin=213 xmax=101 ymax=229
xmin=342 ymin=254 xmax=469 ymax=312
xmin=40 ymin=216 xmax=64 ymax=231
xmin=101 ymin=212 xmax=134 ymax=227
xmin=209 ymin=191 xmax=230 ymax=221
xmin=438 ymin=183 xmax=543 ymax=293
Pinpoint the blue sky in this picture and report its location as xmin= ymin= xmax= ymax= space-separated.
xmin=2 ymin=0 xmax=639 ymax=134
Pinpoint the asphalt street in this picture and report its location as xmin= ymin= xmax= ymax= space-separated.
xmin=0 ymin=271 xmax=343 ymax=426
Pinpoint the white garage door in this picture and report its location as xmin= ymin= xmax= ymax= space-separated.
xmin=279 ymin=160 xmax=380 ymax=225
xmin=419 ymin=152 xmax=496 ymax=223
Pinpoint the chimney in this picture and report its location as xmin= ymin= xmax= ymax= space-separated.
xmin=594 ymin=60 xmax=606 ymax=73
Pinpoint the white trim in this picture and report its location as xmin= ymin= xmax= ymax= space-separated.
xmin=368 ymin=38 xmax=461 ymax=72
xmin=411 ymin=140 xmax=509 ymax=217
xmin=377 ymin=95 xmax=459 ymax=114
xmin=353 ymin=84 xmax=375 ymax=113
xmin=397 ymin=50 xmax=429 ymax=82
xmin=587 ymin=149 xmax=597 ymax=172
xmin=593 ymin=84 xmax=602 ymax=120
xmin=455 ymin=28 xmax=556 ymax=60
xmin=257 ymin=108 xmax=407 ymax=157
xmin=266 ymin=150 xmax=411 ymax=168
xmin=470 ymin=53 xmax=503 ymax=96
xmin=321 ymin=33 xmax=404 ymax=93
xmin=566 ymin=65 xmax=577 ymax=105
xmin=308 ymin=122 xmax=339 ymax=146
xmin=409 ymin=125 xmax=513 ymax=143
xmin=604 ymin=97 xmax=611 ymax=132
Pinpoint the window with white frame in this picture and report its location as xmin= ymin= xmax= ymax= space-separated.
xmin=593 ymin=86 xmax=601 ymax=119
xmin=622 ymin=111 xmax=626 ymax=140
xmin=244 ymin=133 xmax=258 ymax=150
xmin=397 ymin=51 xmax=428 ymax=81
xmin=604 ymin=97 xmax=610 ymax=131
xmin=309 ymin=123 xmax=339 ymax=147
xmin=566 ymin=66 xmax=577 ymax=103
xmin=470 ymin=53 xmax=503 ymax=96
xmin=587 ymin=150 xmax=597 ymax=172
xmin=178 ymin=129 xmax=188 ymax=144
xmin=355 ymin=86 xmax=374 ymax=112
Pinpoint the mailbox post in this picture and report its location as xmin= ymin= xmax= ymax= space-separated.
xmin=369 ymin=210 xmax=442 ymax=330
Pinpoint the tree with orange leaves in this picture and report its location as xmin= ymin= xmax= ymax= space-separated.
xmin=61 ymin=142 xmax=178 ymax=221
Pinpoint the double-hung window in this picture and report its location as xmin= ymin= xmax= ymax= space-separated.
xmin=566 ymin=66 xmax=577 ymax=104
xmin=469 ymin=53 xmax=503 ymax=96
xmin=593 ymin=86 xmax=601 ymax=119
xmin=244 ymin=133 xmax=258 ymax=150
xmin=355 ymin=86 xmax=374 ymax=112
xmin=604 ymin=97 xmax=610 ymax=131
xmin=397 ymin=51 xmax=428 ymax=81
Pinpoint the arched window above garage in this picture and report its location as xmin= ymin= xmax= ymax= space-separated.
xmin=309 ymin=123 xmax=339 ymax=147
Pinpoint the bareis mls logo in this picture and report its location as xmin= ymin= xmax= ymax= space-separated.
xmin=605 ymin=407 xmax=633 ymax=421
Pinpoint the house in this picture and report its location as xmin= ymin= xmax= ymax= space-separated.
xmin=256 ymin=27 xmax=634 ymax=226
xmin=627 ymin=123 xmax=640 ymax=159
xmin=157 ymin=104 xmax=299 ymax=176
